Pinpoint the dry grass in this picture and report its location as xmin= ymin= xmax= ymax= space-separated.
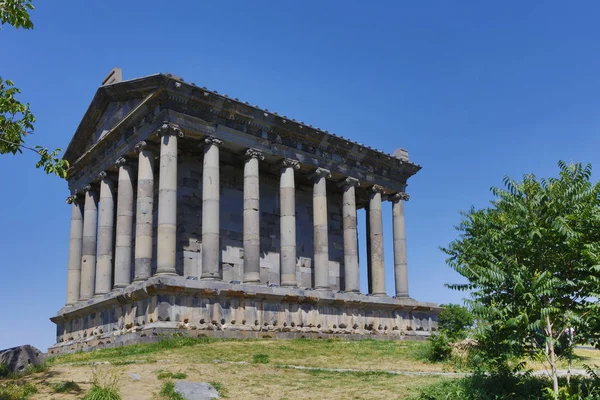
xmin=1 ymin=338 xmax=596 ymax=399
xmin=525 ymin=347 xmax=600 ymax=372
xmin=50 ymin=337 xmax=446 ymax=373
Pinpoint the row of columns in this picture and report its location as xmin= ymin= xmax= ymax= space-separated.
xmin=65 ymin=126 xmax=410 ymax=306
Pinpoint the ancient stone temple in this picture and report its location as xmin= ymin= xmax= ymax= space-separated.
xmin=49 ymin=69 xmax=439 ymax=354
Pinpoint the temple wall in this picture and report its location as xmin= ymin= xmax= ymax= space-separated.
xmin=176 ymin=158 xmax=345 ymax=290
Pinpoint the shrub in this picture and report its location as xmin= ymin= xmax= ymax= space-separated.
xmin=438 ymin=304 xmax=473 ymax=339
xmin=425 ymin=332 xmax=452 ymax=362
xmin=412 ymin=373 xmax=600 ymax=400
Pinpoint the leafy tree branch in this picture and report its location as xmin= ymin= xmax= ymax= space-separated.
xmin=0 ymin=0 xmax=69 ymax=177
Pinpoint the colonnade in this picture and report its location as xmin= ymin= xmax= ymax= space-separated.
xmin=65 ymin=124 xmax=410 ymax=305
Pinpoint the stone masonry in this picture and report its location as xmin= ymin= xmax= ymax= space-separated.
xmin=50 ymin=69 xmax=439 ymax=354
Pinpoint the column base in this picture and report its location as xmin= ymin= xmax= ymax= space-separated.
xmin=243 ymin=272 xmax=260 ymax=284
xmin=155 ymin=272 xmax=178 ymax=276
xmin=200 ymin=276 xmax=222 ymax=281
xmin=372 ymin=293 xmax=387 ymax=297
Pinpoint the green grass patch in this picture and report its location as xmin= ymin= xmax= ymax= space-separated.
xmin=0 ymin=361 xmax=49 ymax=379
xmin=159 ymin=381 xmax=185 ymax=400
xmin=209 ymin=381 xmax=227 ymax=398
xmin=51 ymin=380 xmax=82 ymax=393
xmin=83 ymin=385 xmax=121 ymax=400
xmin=83 ymin=366 xmax=121 ymax=400
xmin=0 ymin=381 xmax=37 ymax=400
xmin=252 ymin=353 xmax=270 ymax=364
xmin=52 ymin=337 xmax=217 ymax=365
xmin=156 ymin=370 xmax=187 ymax=380
xmin=410 ymin=373 xmax=600 ymax=400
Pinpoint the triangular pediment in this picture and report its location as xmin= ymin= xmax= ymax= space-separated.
xmin=90 ymin=98 xmax=143 ymax=146
xmin=64 ymin=74 xmax=166 ymax=164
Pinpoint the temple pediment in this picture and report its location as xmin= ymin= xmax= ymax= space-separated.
xmin=63 ymin=74 xmax=165 ymax=164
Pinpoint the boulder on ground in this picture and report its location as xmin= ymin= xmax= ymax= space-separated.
xmin=174 ymin=381 xmax=220 ymax=399
xmin=0 ymin=345 xmax=46 ymax=373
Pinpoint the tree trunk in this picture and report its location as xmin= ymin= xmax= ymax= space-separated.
xmin=546 ymin=315 xmax=559 ymax=399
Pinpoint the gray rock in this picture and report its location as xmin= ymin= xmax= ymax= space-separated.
xmin=174 ymin=381 xmax=220 ymax=399
xmin=128 ymin=372 xmax=141 ymax=381
xmin=0 ymin=345 xmax=46 ymax=373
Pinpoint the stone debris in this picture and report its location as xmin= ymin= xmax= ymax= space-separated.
xmin=128 ymin=372 xmax=141 ymax=381
xmin=0 ymin=345 xmax=46 ymax=373
xmin=174 ymin=381 xmax=221 ymax=399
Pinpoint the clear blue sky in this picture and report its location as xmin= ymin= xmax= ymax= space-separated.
xmin=2 ymin=1 xmax=600 ymax=351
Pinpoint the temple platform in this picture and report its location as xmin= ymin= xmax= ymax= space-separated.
xmin=49 ymin=276 xmax=439 ymax=354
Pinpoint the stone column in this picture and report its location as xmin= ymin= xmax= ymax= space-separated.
xmin=243 ymin=148 xmax=264 ymax=283
xmin=311 ymin=167 xmax=331 ymax=290
xmin=66 ymin=194 xmax=84 ymax=305
xmin=134 ymin=141 xmax=155 ymax=282
xmin=113 ymin=157 xmax=135 ymax=288
xmin=95 ymin=171 xmax=115 ymax=296
xmin=339 ymin=177 xmax=360 ymax=293
xmin=392 ymin=192 xmax=410 ymax=298
xmin=80 ymin=185 xmax=98 ymax=301
xmin=201 ymin=136 xmax=223 ymax=280
xmin=280 ymin=158 xmax=300 ymax=287
xmin=369 ymin=185 xmax=386 ymax=296
xmin=156 ymin=123 xmax=182 ymax=276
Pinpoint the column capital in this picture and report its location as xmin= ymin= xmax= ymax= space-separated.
xmin=281 ymin=158 xmax=300 ymax=170
xmin=309 ymin=167 xmax=331 ymax=180
xmin=370 ymin=184 xmax=386 ymax=194
xmin=66 ymin=192 xmax=82 ymax=204
xmin=338 ymin=176 xmax=360 ymax=189
xmin=82 ymin=184 xmax=94 ymax=193
xmin=391 ymin=192 xmax=410 ymax=202
xmin=245 ymin=148 xmax=265 ymax=161
xmin=205 ymin=136 xmax=223 ymax=147
xmin=134 ymin=141 xmax=149 ymax=153
xmin=114 ymin=156 xmax=135 ymax=168
xmin=157 ymin=122 xmax=183 ymax=138
xmin=96 ymin=171 xmax=114 ymax=183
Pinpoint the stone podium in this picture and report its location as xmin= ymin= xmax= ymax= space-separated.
xmin=50 ymin=70 xmax=439 ymax=354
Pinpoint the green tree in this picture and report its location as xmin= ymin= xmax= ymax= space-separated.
xmin=442 ymin=161 xmax=600 ymax=399
xmin=437 ymin=304 xmax=474 ymax=339
xmin=0 ymin=0 xmax=68 ymax=177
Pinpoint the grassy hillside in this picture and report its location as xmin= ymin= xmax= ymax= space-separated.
xmin=1 ymin=337 xmax=599 ymax=399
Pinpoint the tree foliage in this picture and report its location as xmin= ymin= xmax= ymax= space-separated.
xmin=442 ymin=161 xmax=600 ymax=398
xmin=0 ymin=0 xmax=69 ymax=177
xmin=438 ymin=303 xmax=474 ymax=339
